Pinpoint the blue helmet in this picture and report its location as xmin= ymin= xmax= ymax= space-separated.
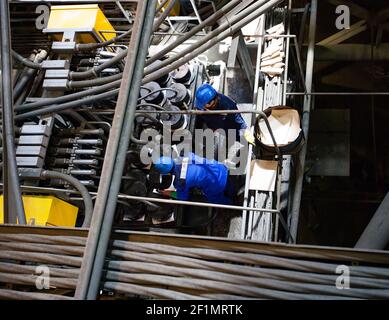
xmin=195 ymin=83 xmax=217 ymax=110
xmin=154 ymin=156 xmax=174 ymax=174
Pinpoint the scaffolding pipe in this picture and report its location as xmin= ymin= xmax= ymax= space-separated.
xmin=144 ymin=0 xmax=280 ymax=77
xmin=0 ymin=0 xmax=26 ymax=224
xmin=288 ymin=0 xmax=317 ymax=243
xmin=75 ymin=0 xmax=157 ymax=300
xmin=146 ymin=0 xmax=242 ymax=65
xmin=355 ymin=192 xmax=389 ymax=250
xmin=287 ymin=92 xmax=389 ymax=96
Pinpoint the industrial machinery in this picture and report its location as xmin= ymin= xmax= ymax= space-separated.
xmin=1 ymin=0 xmax=389 ymax=301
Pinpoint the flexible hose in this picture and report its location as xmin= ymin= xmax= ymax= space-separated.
xmin=138 ymin=87 xmax=178 ymax=101
xmin=15 ymin=89 xmax=120 ymax=121
xmin=68 ymin=73 xmax=123 ymax=89
xmin=76 ymin=28 xmax=133 ymax=51
xmin=11 ymin=50 xmax=43 ymax=70
xmin=41 ymin=170 xmax=93 ymax=228
xmin=13 ymin=50 xmax=48 ymax=101
xmin=15 ymin=80 xmax=121 ymax=112
xmin=69 ymin=49 xmax=128 ymax=80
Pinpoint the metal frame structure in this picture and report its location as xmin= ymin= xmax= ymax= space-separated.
xmin=3 ymin=0 xmax=389 ymax=300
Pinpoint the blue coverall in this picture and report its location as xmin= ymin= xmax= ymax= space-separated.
xmin=172 ymin=152 xmax=231 ymax=205
xmin=198 ymin=93 xmax=248 ymax=136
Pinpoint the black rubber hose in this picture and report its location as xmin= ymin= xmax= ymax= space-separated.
xmin=13 ymin=68 xmax=37 ymax=101
xmin=11 ymin=50 xmax=42 ymax=70
xmin=1 ymin=0 xmax=26 ymax=224
xmin=76 ymin=28 xmax=133 ymax=51
xmin=41 ymin=170 xmax=93 ymax=228
xmin=15 ymin=89 xmax=120 ymax=121
xmin=68 ymin=73 xmax=123 ymax=89
xmin=15 ymin=79 xmax=121 ymax=112
xmin=138 ymin=87 xmax=177 ymax=101
xmin=69 ymin=49 xmax=128 ymax=80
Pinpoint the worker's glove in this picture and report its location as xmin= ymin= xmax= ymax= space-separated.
xmin=243 ymin=129 xmax=256 ymax=146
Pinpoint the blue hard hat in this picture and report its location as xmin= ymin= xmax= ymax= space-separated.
xmin=154 ymin=156 xmax=174 ymax=174
xmin=195 ymin=83 xmax=217 ymax=109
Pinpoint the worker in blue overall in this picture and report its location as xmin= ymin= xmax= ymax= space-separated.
xmin=153 ymin=153 xmax=234 ymax=205
xmin=195 ymin=83 xmax=255 ymax=145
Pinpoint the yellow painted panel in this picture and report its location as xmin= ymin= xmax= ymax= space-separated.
xmin=0 ymin=195 xmax=78 ymax=227
xmin=46 ymin=4 xmax=116 ymax=43
xmin=160 ymin=1 xmax=180 ymax=16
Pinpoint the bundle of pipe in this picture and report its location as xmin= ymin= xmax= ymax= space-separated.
xmin=0 ymin=232 xmax=86 ymax=300
xmin=15 ymin=0 xmax=285 ymax=121
xmin=101 ymin=239 xmax=389 ymax=300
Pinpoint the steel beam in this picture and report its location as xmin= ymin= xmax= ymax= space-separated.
xmin=355 ymin=192 xmax=389 ymax=250
xmin=75 ymin=0 xmax=157 ymax=300
xmin=0 ymin=0 xmax=26 ymax=224
xmin=288 ymin=0 xmax=317 ymax=243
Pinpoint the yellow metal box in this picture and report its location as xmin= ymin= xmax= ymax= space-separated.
xmin=45 ymin=4 xmax=116 ymax=44
xmin=160 ymin=1 xmax=180 ymax=16
xmin=0 ymin=195 xmax=78 ymax=227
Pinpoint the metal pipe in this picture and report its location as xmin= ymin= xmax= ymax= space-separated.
xmin=0 ymin=289 xmax=73 ymax=300
xmin=288 ymin=0 xmax=317 ymax=243
xmin=75 ymin=0 xmax=157 ymax=300
xmin=282 ymin=0 xmax=293 ymax=105
xmin=103 ymin=281 xmax=202 ymax=300
xmin=287 ymin=92 xmax=389 ymax=96
xmin=143 ymin=0 xmax=285 ymax=84
xmin=153 ymin=0 xmax=177 ymax=32
xmin=145 ymin=0 xmax=268 ymax=74
xmin=107 ymin=259 xmax=389 ymax=290
xmin=0 ymin=262 xmax=79 ymax=278
xmin=293 ymin=36 xmax=307 ymax=93
xmin=0 ymin=251 xmax=82 ymax=267
xmin=241 ymin=15 xmax=265 ymax=241
xmin=1 ymin=0 xmax=26 ymax=224
xmin=0 ymin=272 xmax=77 ymax=289
xmin=0 ymin=242 xmax=84 ymax=256
xmin=355 ymin=192 xmax=389 ymax=250
xmin=110 ymin=246 xmax=389 ymax=279
xmin=146 ymin=0 xmax=242 ymax=65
